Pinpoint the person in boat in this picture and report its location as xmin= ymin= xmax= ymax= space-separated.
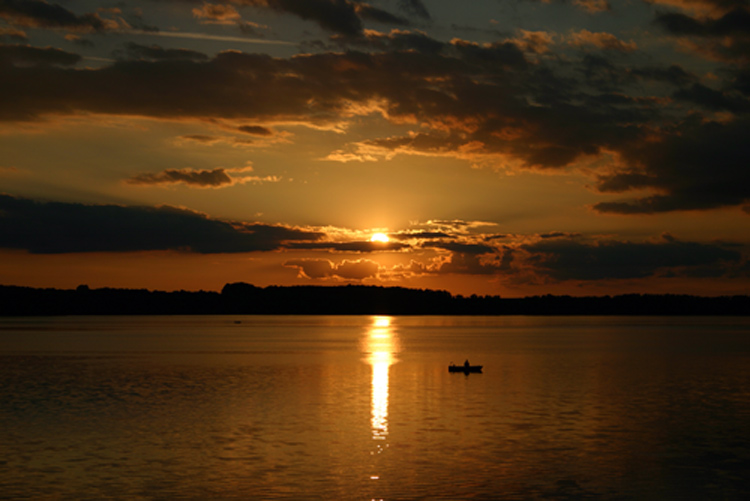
xmin=464 ymin=359 xmax=470 ymax=368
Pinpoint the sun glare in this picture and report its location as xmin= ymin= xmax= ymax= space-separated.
xmin=370 ymin=232 xmax=390 ymax=243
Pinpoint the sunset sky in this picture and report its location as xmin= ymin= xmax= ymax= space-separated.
xmin=1 ymin=0 xmax=748 ymax=297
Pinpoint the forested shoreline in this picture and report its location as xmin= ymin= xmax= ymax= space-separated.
xmin=1 ymin=283 xmax=748 ymax=316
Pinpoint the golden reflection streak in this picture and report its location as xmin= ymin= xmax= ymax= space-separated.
xmin=365 ymin=316 xmax=398 ymax=455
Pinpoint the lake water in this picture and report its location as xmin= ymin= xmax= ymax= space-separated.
xmin=1 ymin=315 xmax=749 ymax=500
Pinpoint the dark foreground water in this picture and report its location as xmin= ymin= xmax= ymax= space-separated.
xmin=1 ymin=315 xmax=749 ymax=500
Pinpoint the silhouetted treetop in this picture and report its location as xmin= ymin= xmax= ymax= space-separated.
xmin=1 ymin=283 xmax=748 ymax=316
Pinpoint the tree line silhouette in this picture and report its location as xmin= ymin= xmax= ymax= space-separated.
xmin=1 ymin=283 xmax=748 ymax=316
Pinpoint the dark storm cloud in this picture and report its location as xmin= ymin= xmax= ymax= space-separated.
xmin=0 ymin=194 xmax=322 ymax=253
xmin=117 ymin=42 xmax=209 ymax=62
xmin=594 ymin=117 xmax=750 ymax=213
xmin=0 ymin=0 xmax=117 ymax=32
xmin=0 ymin=43 xmax=80 ymax=66
xmin=519 ymin=236 xmax=742 ymax=281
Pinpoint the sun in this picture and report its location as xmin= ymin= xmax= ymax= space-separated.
xmin=370 ymin=232 xmax=390 ymax=243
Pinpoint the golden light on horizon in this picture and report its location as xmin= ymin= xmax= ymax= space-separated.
xmin=370 ymin=232 xmax=390 ymax=243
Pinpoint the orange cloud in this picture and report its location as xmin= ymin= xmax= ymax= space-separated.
xmin=192 ymin=3 xmax=241 ymax=24
xmin=644 ymin=0 xmax=737 ymax=15
xmin=569 ymin=30 xmax=638 ymax=52
xmin=513 ymin=30 xmax=556 ymax=54
xmin=284 ymin=258 xmax=381 ymax=280
xmin=573 ymin=0 xmax=611 ymax=12
xmin=0 ymin=27 xmax=26 ymax=41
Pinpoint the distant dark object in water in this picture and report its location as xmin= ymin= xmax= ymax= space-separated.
xmin=233 ymin=320 xmax=242 ymax=324
xmin=449 ymin=363 xmax=482 ymax=374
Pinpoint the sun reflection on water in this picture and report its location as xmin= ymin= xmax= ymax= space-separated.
xmin=364 ymin=316 xmax=398 ymax=466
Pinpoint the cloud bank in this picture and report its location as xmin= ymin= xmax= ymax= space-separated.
xmin=0 ymin=194 xmax=322 ymax=253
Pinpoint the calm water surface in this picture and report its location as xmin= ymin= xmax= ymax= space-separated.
xmin=1 ymin=315 xmax=749 ymax=500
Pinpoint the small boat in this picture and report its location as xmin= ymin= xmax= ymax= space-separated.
xmin=449 ymin=363 xmax=483 ymax=374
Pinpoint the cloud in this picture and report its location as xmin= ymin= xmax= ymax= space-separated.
xmin=175 ymin=134 xmax=256 ymax=147
xmin=242 ymin=0 xmax=364 ymax=36
xmin=383 ymin=228 xmax=746 ymax=283
xmin=0 ymin=0 xmax=124 ymax=32
xmin=425 ymin=241 xmax=497 ymax=255
xmin=355 ymin=3 xmax=409 ymax=27
xmin=672 ymin=82 xmax=750 ymax=112
xmin=593 ymin=117 xmax=750 ymax=213
xmin=238 ymin=124 xmax=274 ymax=135
xmin=0 ymin=24 xmax=747 ymax=213
xmin=645 ymin=0 xmax=747 ymax=15
xmin=239 ymin=0 xmax=419 ymax=36
xmin=434 ymin=251 xmax=508 ymax=276
xmin=335 ymin=259 xmax=381 ymax=279
xmin=512 ymin=30 xmax=556 ymax=54
xmin=391 ymin=230 xmax=452 ymax=240
xmin=573 ymin=0 xmax=611 ymax=13
xmin=65 ymin=34 xmax=94 ymax=47
xmin=332 ymin=28 xmax=446 ymax=54
xmin=127 ymin=168 xmax=233 ymax=188
xmin=653 ymin=7 xmax=750 ymax=63
xmin=178 ymin=134 xmax=223 ymax=144
xmin=0 ymin=27 xmax=26 ymax=41
xmin=126 ymin=29 xmax=291 ymax=46
xmin=0 ymin=165 xmax=19 ymax=174
xmin=630 ymin=64 xmax=697 ymax=86
xmin=398 ymin=0 xmax=431 ymax=20
xmin=569 ymin=30 xmax=638 ymax=52
xmin=402 ymin=232 xmax=745 ymax=283
xmin=654 ymin=8 xmax=750 ymax=37
xmin=0 ymin=194 xmax=321 ymax=253
xmin=286 ymin=240 xmax=410 ymax=252
xmin=518 ymin=235 xmax=742 ymax=281
xmin=126 ymin=164 xmax=280 ymax=188
xmin=192 ymin=3 xmax=241 ymax=24
xmin=116 ymin=42 xmax=209 ymax=62
xmin=450 ymin=38 xmax=528 ymax=69
xmin=0 ymin=43 xmax=81 ymax=66
xmin=284 ymin=258 xmax=380 ymax=280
